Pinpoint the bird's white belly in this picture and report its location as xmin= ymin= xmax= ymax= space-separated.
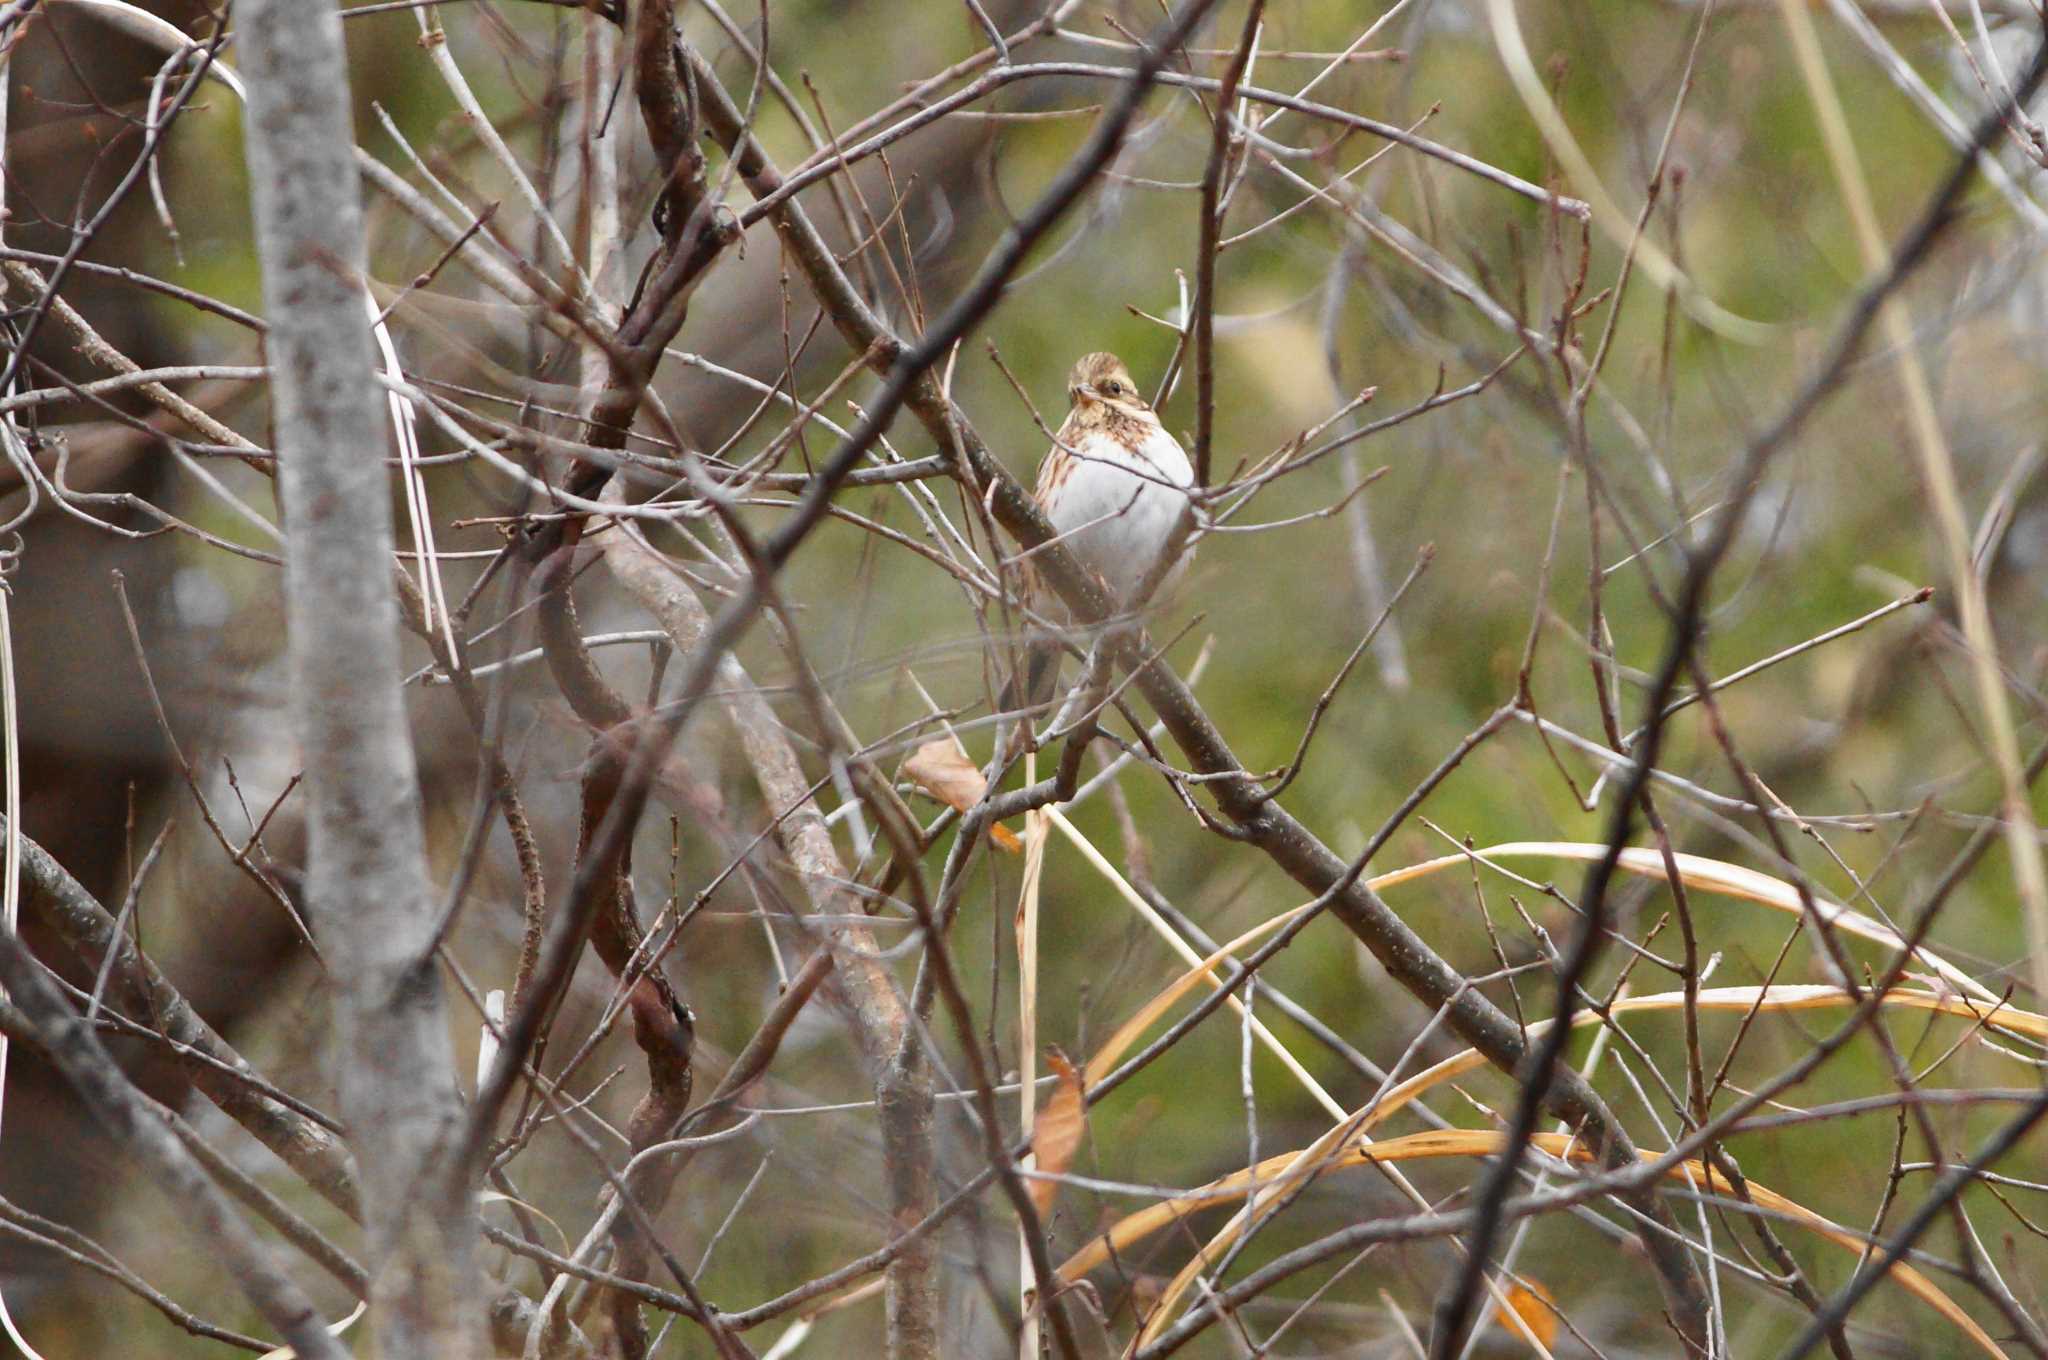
xmin=1047 ymin=428 xmax=1194 ymax=604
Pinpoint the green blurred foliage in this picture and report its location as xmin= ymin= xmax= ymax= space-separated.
xmin=8 ymin=0 xmax=2048 ymax=1354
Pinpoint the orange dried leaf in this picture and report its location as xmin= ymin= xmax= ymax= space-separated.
xmin=1491 ymin=1278 xmax=1557 ymax=1350
xmin=1028 ymin=1049 xmax=1085 ymax=1219
xmin=903 ymin=740 xmax=1020 ymax=853
xmin=903 ymin=740 xmax=982 ymax=805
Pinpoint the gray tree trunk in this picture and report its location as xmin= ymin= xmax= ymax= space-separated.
xmin=236 ymin=2 xmax=481 ymax=1353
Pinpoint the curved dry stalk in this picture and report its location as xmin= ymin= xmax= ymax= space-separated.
xmin=1095 ymin=1129 xmax=2009 ymax=1359
xmin=1062 ymin=983 xmax=2043 ymax=1275
xmin=1015 ymin=753 xmax=1047 ymax=1360
xmin=1775 ymin=0 xmax=2048 ymax=1013
xmin=1083 ymin=840 xmax=2008 ymax=1095
xmin=1483 ymin=0 xmax=1772 ymax=342
xmin=1100 ymin=982 xmax=2041 ymax=1350
xmin=1449 ymin=842 xmax=2000 ymax=1003
xmin=1361 ymin=984 xmax=2044 ymax=1145
xmin=1052 ymin=808 xmax=1348 ymax=1115
xmin=1067 ymin=824 xmax=2041 ymax=1351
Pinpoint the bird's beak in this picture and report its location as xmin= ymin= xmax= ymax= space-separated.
xmin=1068 ymin=384 xmax=1089 ymax=404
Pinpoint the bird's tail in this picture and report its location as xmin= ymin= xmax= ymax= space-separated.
xmin=999 ymin=640 xmax=1062 ymax=716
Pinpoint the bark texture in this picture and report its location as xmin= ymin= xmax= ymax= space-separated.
xmin=236 ymin=2 xmax=481 ymax=1353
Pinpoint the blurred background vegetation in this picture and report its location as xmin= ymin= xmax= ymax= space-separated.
xmin=4 ymin=0 xmax=2046 ymax=1354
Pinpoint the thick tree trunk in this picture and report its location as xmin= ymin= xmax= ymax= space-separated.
xmin=236 ymin=3 xmax=481 ymax=1353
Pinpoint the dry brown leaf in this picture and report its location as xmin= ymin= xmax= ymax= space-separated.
xmin=902 ymin=739 xmax=983 ymax=806
xmin=903 ymin=740 xmax=1021 ymax=852
xmin=1028 ymin=1048 xmax=1085 ymax=1219
xmin=1491 ymin=1278 xmax=1558 ymax=1351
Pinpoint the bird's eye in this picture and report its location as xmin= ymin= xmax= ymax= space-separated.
xmin=1105 ymin=381 xmax=1124 ymax=396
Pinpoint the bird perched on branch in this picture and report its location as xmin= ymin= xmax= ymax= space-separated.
xmin=1005 ymin=351 xmax=1196 ymax=710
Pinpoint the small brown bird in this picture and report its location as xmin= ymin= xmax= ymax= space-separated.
xmin=1007 ymin=352 xmax=1196 ymax=707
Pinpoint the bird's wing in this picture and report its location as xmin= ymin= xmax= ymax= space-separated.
xmin=1134 ymin=420 xmax=1195 ymax=487
xmin=1033 ymin=415 xmax=1086 ymax=506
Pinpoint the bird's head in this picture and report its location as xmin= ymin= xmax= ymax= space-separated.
xmin=1067 ymin=352 xmax=1151 ymax=418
